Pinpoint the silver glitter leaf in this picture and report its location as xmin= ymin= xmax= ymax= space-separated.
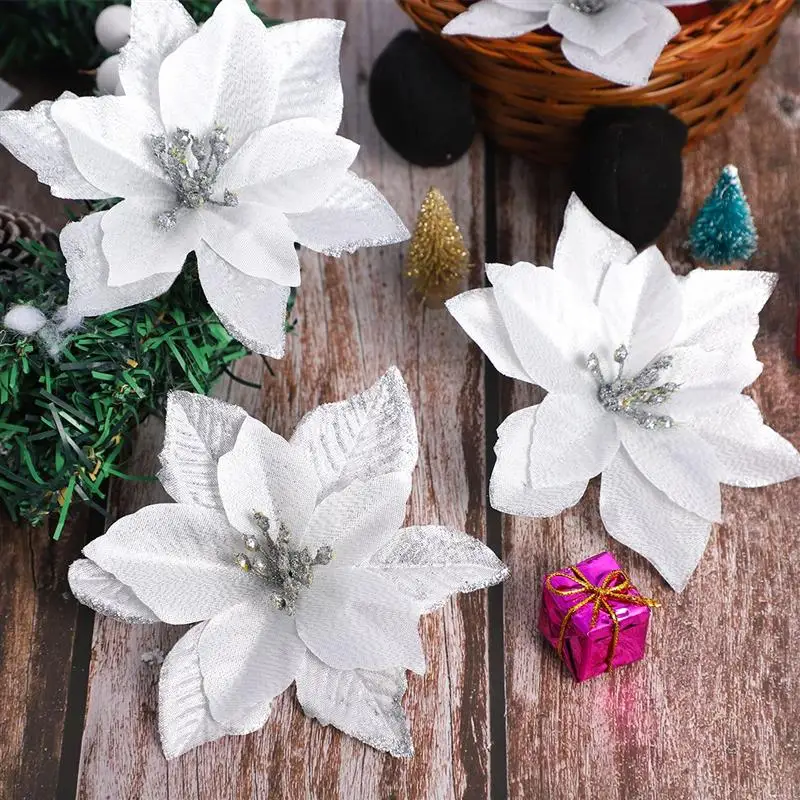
xmin=295 ymin=654 xmax=413 ymax=758
xmin=290 ymin=367 xmax=418 ymax=501
xmin=68 ymin=558 xmax=159 ymax=623
xmin=364 ymin=526 xmax=509 ymax=613
xmin=158 ymin=623 xmax=227 ymax=760
xmin=158 ymin=391 xmax=248 ymax=507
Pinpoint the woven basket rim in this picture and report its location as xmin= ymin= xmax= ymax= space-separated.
xmin=418 ymin=0 xmax=787 ymax=45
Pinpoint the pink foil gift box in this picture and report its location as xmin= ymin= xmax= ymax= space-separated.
xmin=538 ymin=551 xmax=659 ymax=682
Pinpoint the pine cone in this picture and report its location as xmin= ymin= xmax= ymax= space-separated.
xmin=0 ymin=205 xmax=51 ymax=268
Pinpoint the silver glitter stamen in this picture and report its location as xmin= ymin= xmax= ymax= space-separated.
xmin=570 ymin=0 xmax=607 ymax=12
xmin=151 ymin=125 xmax=239 ymax=229
xmin=588 ymin=344 xmax=678 ymax=430
xmin=233 ymin=512 xmax=333 ymax=615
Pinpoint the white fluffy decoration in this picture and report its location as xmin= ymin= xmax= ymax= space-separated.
xmin=95 ymin=4 xmax=132 ymax=52
xmin=95 ymin=54 xmax=121 ymax=95
xmin=68 ymin=367 xmax=508 ymax=759
xmin=442 ymin=0 xmax=708 ymax=87
xmin=3 ymin=304 xmax=48 ymax=335
xmin=0 ymin=0 xmax=409 ymax=358
xmin=446 ymin=194 xmax=800 ymax=591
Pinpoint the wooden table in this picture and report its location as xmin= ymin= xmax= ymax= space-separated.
xmin=1 ymin=3 xmax=798 ymax=798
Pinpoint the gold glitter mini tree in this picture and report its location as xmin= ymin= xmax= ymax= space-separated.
xmin=405 ymin=187 xmax=470 ymax=306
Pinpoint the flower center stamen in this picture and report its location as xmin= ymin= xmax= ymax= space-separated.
xmin=234 ymin=511 xmax=333 ymax=615
xmin=587 ymin=344 xmax=679 ymax=430
xmin=151 ymin=125 xmax=239 ymax=230
xmin=569 ymin=0 xmax=608 ymax=13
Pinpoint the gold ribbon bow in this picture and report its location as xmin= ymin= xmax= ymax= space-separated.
xmin=545 ymin=565 xmax=660 ymax=672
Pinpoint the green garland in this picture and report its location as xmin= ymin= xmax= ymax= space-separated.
xmin=0 ymin=235 xmax=294 ymax=538
xmin=0 ymin=0 xmax=278 ymax=73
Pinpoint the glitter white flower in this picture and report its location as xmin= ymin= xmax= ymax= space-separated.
xmin=442 ymin=0 xmax=706 ymax=87
xmin=0 ymin=0 xmax=408 ymax=357
xmin=446 ymin=194 xmax=800 ymax=591
xmin=68 ymin=367 xmax=507 ymax=758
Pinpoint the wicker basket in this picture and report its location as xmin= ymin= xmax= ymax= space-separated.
xmin=397 ymin=0 xmax=794 ymax=162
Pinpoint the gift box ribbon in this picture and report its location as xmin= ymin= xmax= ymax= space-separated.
xmin=545 ymin=566 xmax=660 ymax=672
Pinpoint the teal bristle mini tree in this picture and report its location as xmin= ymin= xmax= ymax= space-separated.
xmin=689 ymin=164 xmax=758 ymax=266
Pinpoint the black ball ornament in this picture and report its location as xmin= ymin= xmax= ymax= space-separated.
xmin=369 ymin=31 xmax=476 ymax=168
xmin=572 ymin=106 xmax=688 ymax=250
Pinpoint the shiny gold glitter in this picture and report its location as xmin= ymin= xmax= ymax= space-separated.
xmin=404 ymin=187 xmax=470 ymax=307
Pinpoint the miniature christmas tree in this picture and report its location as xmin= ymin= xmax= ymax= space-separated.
xmin=689 ymin=164 xmax=758 ymax=265
xmin=405 ymin=187 xmax=470 ymax=306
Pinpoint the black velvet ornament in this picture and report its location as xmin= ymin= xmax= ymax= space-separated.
xmin=572 ymin=106 xmax=688 ymax=249
xmin=369 ymin=30 xmax=476 ymax=168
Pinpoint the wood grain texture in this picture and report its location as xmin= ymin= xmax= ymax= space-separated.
xmin=75 ymin=2 xmax=491 ymax=799
xmin=0 ymin=74 xmax=98 ymax=800
xmin=498 ymin=13 xmax=800 ymax=800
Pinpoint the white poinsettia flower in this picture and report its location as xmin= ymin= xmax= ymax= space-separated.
xmin=446 ymin=194 xmax=800 ymax=591
xmin=0 ymin=0 xmax=408 ymax=357
xmin=442 ymin=0 xmax=706 ymax=87
xmin=68 ymin=367 xmax=507 ymax=759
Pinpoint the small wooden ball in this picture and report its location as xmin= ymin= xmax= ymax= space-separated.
xmin=95 ymin=4 xmax=132 ymax=52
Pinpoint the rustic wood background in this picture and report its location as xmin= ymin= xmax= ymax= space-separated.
xmin=0 ymin=2 xmax=798 ymax=798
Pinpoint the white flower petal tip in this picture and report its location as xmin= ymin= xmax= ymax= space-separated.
xmin=452 ymin=193 xmax=795 ymax=590
xmin=442 ymin=0 xmax=549 ymax=38
xmin=2 ymin=0 xmax=401 ymax=357
xmin=72 ymin=371 xmax=508 ymax=757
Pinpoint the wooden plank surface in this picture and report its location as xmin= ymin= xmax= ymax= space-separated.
xmin=498 ymin=13 xmax=800 ymax=800
xmin=0 ymin=4 xmax=798 ymax=799
xmin=74 ymin=2 xmax=492 ymax=799
xmin=0 ymin=73 xmax=98 ymax=800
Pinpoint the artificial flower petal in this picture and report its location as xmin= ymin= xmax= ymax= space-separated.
xmin=261 ymin=18 xmax=346 ymax=133
xmin=298 ymin=473 xmax=413 ymax=566
xmin=492 ymin=263 xmax=606 ymax=393
xmin=158 ymin=0 xmax=278 ymax=150
xmin=217 ymin=416 xmax=321 ymax=540
xmin=0 ymin=93 xmax=112 ymax=200
xmin=598 ymin=246 xmax=682 ymax=373
xmin=84 ymin=503 xmax=268 ymax=623
xmin=101 ymin=196 xmax=201 ymax=287
xmin=620 ymin=424 xmax=722 ymax=521
xmin=195 ymin=244 xmax=290 ymax=358
xmin=693 ymin=395 xmax=800 ymax=488
xmin=290 ymin=366 xmax=418 ymax=501
xmin=158 ymin=623 xmax=228 ymax=759
xmin=68 ymin=558 xmax=159 ymax=623
xmin=552 ymin=193 xmax=636 ymax=302
xmin=50 ymin=94 xmax=167 ymax=198
xmin=526 ymin=392 xmax=620 ymax=488
xmin=442 ymin=0 xmax=549 ymax=37
xmin=548 ymin=1 xmax=646 ymax=58
xmin=158 ymin=391 xmax=248 ymax=507
xmin=445 ymin=288 xmax=532 ymax=382
xmin=560 ymin=1 xmax=680 ymax=87
xmin=287 ymin=171 xmax=410 ymax=257
xmin=62 ymin=211 xmax=179 ymax=319
xmin=219 ymin=119 xmax=359 ymax=214
xmin=296 ymin=568 xmax=425 ymax=674
xmin=673 ymin=268 xmax=777 ymax=353
xmin=198 ymin=602 xmax=304 ymax=730
xmin=364 ymin=526 xmax=509 ymax=612
xmin=295 ymin=653 xmax=413 ymax=758
xmin=490 ymin=405 xmax=589 ymax=516
xmin=200 ymin=203 xmax=301 ymax=285
xmin=119 ymin=0 xmax=197 ymax=110
xmin=600 ymin=449 xmax=713 ymax=591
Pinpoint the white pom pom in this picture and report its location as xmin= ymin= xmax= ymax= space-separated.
xmin=96 ymin=54 xmax=121 ymax=96
xmin=3 ymin=305 xmax=48 ymax=336
xmin=95 ymin=4 xmax=132 ymax=52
